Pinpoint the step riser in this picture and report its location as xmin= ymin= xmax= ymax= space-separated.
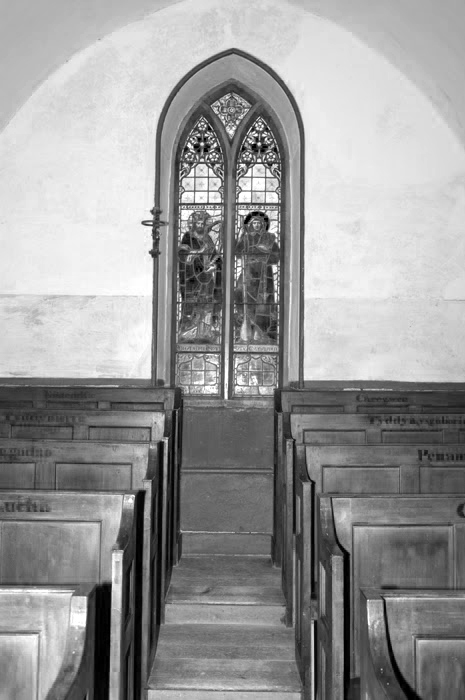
xmin=182 ymin=532 xmax=271 ymax=555
xmin=181 ymin=471 xmax=273 ymax=533
xmin=147 ymin=692 xmax=301 ymax=699
xmin=164 ymin=603 xmax=287 ymax=626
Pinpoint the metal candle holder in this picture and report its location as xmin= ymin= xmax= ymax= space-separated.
xmin=141 ymin=206 xmax=169 ymax=258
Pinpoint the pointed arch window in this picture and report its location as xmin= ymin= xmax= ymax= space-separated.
xmin=174 ymin=90 xmax=284 ymax=397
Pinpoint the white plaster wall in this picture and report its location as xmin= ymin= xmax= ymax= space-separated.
xmin=0 ymin=0 xmax=464 ymax=379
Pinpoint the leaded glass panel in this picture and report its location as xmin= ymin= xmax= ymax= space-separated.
xmin=176 ymin=117 xmax=224 ymax=395
xmin=233 ymin=117 xmax=281 ymax=396
xmin=174 ymin=107 xmax=283 ymax=398
xmin=211 ymin=92 xmax=252 ymax=139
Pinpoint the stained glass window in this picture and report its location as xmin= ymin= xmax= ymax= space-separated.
xmin=174 ymin=103 xmax=283 ymax=397
xmin=175 ymin=116 xmax=224 ymax=395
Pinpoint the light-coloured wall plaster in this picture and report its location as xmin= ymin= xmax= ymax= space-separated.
xmin=0 ymin=296 xmax=151 ymax=378
xmin=0 ymin=0 xmax=465 ymax=379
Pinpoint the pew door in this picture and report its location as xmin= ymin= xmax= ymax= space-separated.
xmin=173 ymin=92 xmax=284 ymax=398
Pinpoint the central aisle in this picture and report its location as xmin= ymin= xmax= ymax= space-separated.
xmin=148 ymin=555 xmax=302 ymax=699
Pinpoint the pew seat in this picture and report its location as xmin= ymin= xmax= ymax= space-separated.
xmin=316 ymin=494 xmax=465 ymax=700
xmin=0 ymin=489 xmax=142 ymax=700
xmin=0 ymin=584 xmax=96 ymax=700
xmin=360 ymin=590 xmax=465 ymax=699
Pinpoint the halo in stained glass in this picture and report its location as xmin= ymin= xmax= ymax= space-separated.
xmin=211 ymin=92 xmax=252 ymax=139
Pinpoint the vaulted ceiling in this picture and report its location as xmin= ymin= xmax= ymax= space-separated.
xmin=2 ymin=0 xmax=465 ymax=147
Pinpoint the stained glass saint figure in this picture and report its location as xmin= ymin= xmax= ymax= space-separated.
xmin=178 ymin=209 xmax=223 ymax=343
xmin=234 ymin=210 xmax=280 ymax=344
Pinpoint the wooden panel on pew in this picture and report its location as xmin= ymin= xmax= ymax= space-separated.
xmin=0 ymin=438 xmax=151 ymax=489
xmin=0 ymin=384 xmax=181 ymax=411
xmin=316 ymin=494 xmax=465 ymax=700
xmin=0 ymin=438 xmax=166 ymax=694
xmin=0 ymin=585 xmax=95 ymax=700
xmin=0 ymin=408 xmax=165 ymax=441
xmin=0 ymin=490 xmax=141 ymax=700
xmin=291 ymin=411 xmax=465 ymax=445
xmin=360 ymin=590 xmax=465 ymax=700
xmin=280 ymin=388 xmax=465 ymax=414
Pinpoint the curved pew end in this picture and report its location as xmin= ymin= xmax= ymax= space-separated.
xmin=0 ymin=584 xmax=96 ymax=700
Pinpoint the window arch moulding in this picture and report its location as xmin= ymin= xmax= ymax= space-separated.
xmin=153 ymin=50 xmax=304 ymax=390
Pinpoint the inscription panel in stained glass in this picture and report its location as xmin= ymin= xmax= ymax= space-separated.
xmin=233 ymin=354 xmax=278 ymax=396
xmin=176 ymin=353 xmax=221 ymax=396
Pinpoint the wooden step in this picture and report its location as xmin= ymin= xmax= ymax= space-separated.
xmin=148 ymin=624 xmax=301 ymax=697
xmin=164 ymin=602 xmax=287 ymax=625
xmin=165 ymin=555 xmax=287 ymax=626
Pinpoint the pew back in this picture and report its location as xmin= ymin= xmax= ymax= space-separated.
xmin=0 ymin=409 xmax=165 ymax=441
xmin=360 ymin=590 xmax=465 ymax=700
xmin=0 ymin=438 xmax=152 ymax=489
xmin=0 ymin=385 xmax=181 ymax=411
xmin=305 ymin=443 xmax=465 ymax=495
xmin=291 ymin=411 xmax=465 ymax=445
xmin=0 ymin=490 xmax=140 ymax=700
xmin=0 ymin=585 xmax=95 ymax=700
xmin=317 ymin=494 xmax=465 ymax=700
xmin=279 ymin=389 xmax=465 ymax=414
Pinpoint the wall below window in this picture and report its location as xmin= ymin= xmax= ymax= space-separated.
xmin=0 ymin=0 xmax=465 ymax=381
xmin=0 ymin=296 xmax=151 ymax=378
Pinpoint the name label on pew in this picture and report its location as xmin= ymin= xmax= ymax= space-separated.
xmin=418 ymin=449 xmax=465 ymax=462
xmin=2 ymin=414 xmax=85 ymax=424
xmin=0 ymin=499 xmax=51 ymax=512
xmin=356 ymin=394 xmax=409 ymax=404
xmin=0 ymin=447 xmax=52 ymax=457
xmin=45 ymin=390 xmax=91 ymax=400
xmin=370 ymin=415 xmax=465 ymax=427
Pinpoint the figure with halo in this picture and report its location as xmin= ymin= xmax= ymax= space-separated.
xmin=234 ymin=210 xmax=280 ymax=343
xmin=178 ymin=209 xmax=223 ymax=343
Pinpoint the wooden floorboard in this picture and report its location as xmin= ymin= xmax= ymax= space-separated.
xmin=155 ymin=624 xmax=296 ymax=660
xmin=150 ymin=657 xmax=300 ymax=691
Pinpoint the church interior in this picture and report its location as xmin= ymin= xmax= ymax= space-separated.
xmin=1 ymin=0 xmax=465 ymax=698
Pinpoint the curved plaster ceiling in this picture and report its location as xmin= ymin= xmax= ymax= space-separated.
xmin=1 ymin=0 xmax=465 ymax=147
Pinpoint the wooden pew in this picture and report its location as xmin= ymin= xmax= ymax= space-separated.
xmin=360 ymin=589 xmax=465 ymax=700
xmin=0 ymin=489 xmax=141 ymax=700
xmin=0 ymin=438 xmax=169 ymax=693
xmin=0 ymin=584 xmax=96 ymax=700
xmin=275 ymin=389 xmax=465 ymax=579
xmin=282 ymin=415 xmax=465 ymax=625
xmin=0 ymin=403 xmax=182 ymax=567
xmin=316 ymin=494 xmax=465 ymax=700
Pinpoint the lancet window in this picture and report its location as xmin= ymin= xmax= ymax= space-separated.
xmin=174 ymin=90 xmax=283 ymax=398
